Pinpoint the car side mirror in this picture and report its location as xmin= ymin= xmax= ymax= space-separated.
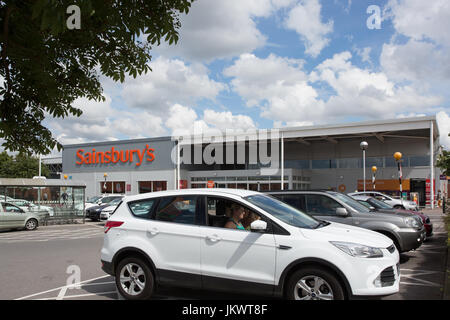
xmin=369 ymin=206 xmax=376 ymax=212
xmin=250 ymin=220 xmax=267 ymax=232
xmin=336 ymin=208 xmax=349 ymax=217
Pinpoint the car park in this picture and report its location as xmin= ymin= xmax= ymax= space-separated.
xmin=347 ymin=191 xmax=418 ymax=211
xmin=87 ymin=196 xmax=124 ymax=221
xmin=101 ymin=189 xmax=400 ymax=300
xmin=8 ymin=198 xmax=55 ymax=216
xmin=350 ymin=195 xmax=433 ymax=239
xmin=266 ymin=190 xmax=425 ymax=253
xmin=100 ymin=198 xmax=123 ymax=221
xmin=0 ymin=201 xmax=42 ymax=231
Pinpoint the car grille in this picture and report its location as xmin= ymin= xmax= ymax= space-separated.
xmin=380 ymin=266 xmax=396 ymax=287
xmin=387 ymin=244 xmax=396 ymax=254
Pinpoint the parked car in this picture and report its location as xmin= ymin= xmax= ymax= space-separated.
xmin=8 ymin=199 xmax=54 ymax=216
xmin=99 ymin=198 xmax=123 ymax=221
xmin=266 ymin=190 xmax=425 ymax=253
xmin=87 ymin=196 xmax=124 ymax=221
xmin=350 ymin=195 xmax=433 ymax=239
xmin=347 ymin=191 xmax=418 ymax=211
xmin=101 ymin=189 xmax=400 ymax=300
xmin=86 ymin=194 xmax=125 ymax=210
xmin=0 ymin=201 xmax=42 ymax=231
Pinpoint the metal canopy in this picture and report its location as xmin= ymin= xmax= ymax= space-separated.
xmin=0 ymin=178 xmax=86 ymax=188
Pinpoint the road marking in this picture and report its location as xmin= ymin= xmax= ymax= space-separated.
xmin=15 ymin=275 xmax=111 ymax=300
xmin=38 ymin=291 xmax=118 ymax=300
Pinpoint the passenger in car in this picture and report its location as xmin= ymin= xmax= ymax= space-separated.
xmin=224 ymin=203 xmax=246 ymax=230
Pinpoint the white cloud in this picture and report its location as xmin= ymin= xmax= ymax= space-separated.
xmin=47 ymin=96 xmax=167 ymax=146
xmin=120 ymin=57 xmax=226 ymax=115
xmin=164 ymin=104 xmax=256 ymax=137
xmin=312 ymin=51 xmax=442 ymax=120
xmin=385 ymin=0 xmax=450 ymax=46
xmin=156 ymin=0 xmax=278 ymax=61
xmin=436 ymin=111 xmax=450 ymax=149
xmin=284 ymin=0 xmax=333 ymax=57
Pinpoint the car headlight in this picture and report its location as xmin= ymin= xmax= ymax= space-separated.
xmin=404 ymin=217 xmax=419 ymax=228
xmin=330 ymin=241 xmax=383 ymax=258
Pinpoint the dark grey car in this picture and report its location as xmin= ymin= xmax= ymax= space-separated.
xmin=267 ymin=191 xmax=425 ymax=253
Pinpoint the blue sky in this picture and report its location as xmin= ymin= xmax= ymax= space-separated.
xmin=47 ymin=0 xmax=450 ymax=150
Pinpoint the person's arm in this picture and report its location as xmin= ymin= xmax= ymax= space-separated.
xmin=224 ymin=221 xmax=236 ymax=229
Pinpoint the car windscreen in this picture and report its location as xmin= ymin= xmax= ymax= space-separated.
xmin=87 ymin=196 xmax=102 ymax=203
xmin=368 ymin=197 xmax=393 ymax=209
xmin=101 ymin=196 xmax=122 ymax=204
xmin=333 ymin=193 xmax=371 ymax=213
xmin=244 ymin=194 xmax=320 ymax=229
xmin=109 ymin=197 xmax=123 ymax=205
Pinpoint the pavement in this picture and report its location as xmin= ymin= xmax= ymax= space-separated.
xmin=1 ymin=209 xmax=448 ymax=300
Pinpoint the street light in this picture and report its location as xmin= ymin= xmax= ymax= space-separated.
xmin=371 ymin=166 xmax=377 ymax=190
xmin=394 ymin=152 xmax=403 ymax=204
xmin=360 ymin=141 xmax=368 ymax=192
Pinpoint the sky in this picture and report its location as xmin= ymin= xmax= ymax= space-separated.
xmin=45 ymin=0 xmax=450 ymax=155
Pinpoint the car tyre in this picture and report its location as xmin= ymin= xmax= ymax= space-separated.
xmin=25 ymin=218 xmax=38 ymax=231
xmin=393 ymin=205 xmax=404 ymax=210
xmin=115 ymin=257 xmax=154 ymax=300
xmin=286 ymin=267 xmax=345 ymax=300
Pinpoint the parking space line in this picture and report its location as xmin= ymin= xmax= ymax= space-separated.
xmin=39 ymin=291 xmax=118 ymax=300
xmin=15 ymin=275 xmax=111 ymax=300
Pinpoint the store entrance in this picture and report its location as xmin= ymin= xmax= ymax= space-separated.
xmin=410 ymin=179 xmax=426 ymax=207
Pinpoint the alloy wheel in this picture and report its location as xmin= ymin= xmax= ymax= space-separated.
xmin=119 ymin=263 xmax=146 ymax=296
xmin=294 ymin=275 xmax=334 ymax=300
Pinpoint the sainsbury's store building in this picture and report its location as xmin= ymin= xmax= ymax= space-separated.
xmin=61 ymin=115 xmax=444 ymax=208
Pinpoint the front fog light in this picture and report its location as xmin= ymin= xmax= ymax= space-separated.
xmin=373 ymin=276 xmax=382 ymax=288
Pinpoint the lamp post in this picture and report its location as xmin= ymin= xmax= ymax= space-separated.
xmin=394 ymin=152 xmax=403 ymax=204
xmin=372 ymin=166 xmax=377 ymax=190
xmin=103 ymin=173 xmax=108 ymax=195
xmin=360 ymin=141 xmax=368 ymax=192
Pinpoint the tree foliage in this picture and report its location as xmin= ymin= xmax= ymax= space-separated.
xmin=0 ymin=0 xmax=194 ymax=155
xmin=0 ymin=151 xmax=50 ymax=178
xmin=437 ymin=149 xmax=450 ymax=176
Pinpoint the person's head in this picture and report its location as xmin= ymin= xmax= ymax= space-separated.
xmin=230 ymin=203 xmax=245 ymax=220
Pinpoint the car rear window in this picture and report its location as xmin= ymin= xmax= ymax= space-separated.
xmin=128 ymin=199 xmax=157 ymax=219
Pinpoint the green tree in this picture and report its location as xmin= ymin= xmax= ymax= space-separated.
xmin=437 ymin=149 xmax=450 ymax=176
xmin=0 ymin=151 xmax=50 ymax=178
xmin=0 ymin=0 xmax=194 ymax=155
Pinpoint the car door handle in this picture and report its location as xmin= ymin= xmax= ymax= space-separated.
xmin=147 ymin=227 xmax=159 ymax=236
xmin=278 ymin=245 xmax=292 ymax=250
xmin=206 ymin=235 xmax=221 ymax=242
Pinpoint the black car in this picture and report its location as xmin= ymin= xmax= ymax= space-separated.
xmin=86 ymin=196 xmax=123 ymax=221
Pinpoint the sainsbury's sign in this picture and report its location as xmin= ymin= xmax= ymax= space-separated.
xmin=76 ymin=145 xmax=155 ymax=166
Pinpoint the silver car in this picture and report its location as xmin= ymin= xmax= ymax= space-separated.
xmin=267 ymin=191 xmax=425 ymax=253
xmin=0 ymin=201 xmax=42 ymax=231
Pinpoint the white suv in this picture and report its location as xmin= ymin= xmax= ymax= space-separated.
xmin=101 ymin=189 xmax=400 ymax=300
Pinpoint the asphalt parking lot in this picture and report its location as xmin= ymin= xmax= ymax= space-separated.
xmin=1 ymin=208 xmax=447 ymax=300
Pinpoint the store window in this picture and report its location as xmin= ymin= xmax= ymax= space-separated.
xmin=100 ymin=181 xmax=125 ymax=194
xmin=138 ymin=181 xmax=168 ymax=193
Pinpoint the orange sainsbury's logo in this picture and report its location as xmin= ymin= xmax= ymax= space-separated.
xmin=76 ymin=145 xmax=155 ymax=166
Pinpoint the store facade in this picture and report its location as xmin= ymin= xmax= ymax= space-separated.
xmin=61 ymin=115 xmax=443 ymax=208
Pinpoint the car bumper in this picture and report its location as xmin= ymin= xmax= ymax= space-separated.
xmin=424 ymin=224 xmax=433 ymax=238
xmin=345 ymin=248 xmax=400 ymax=297
xmin=397 ymin=228 xmax=425 ymax=252
xmin=101 ymin=260 xmax=114 ymax=276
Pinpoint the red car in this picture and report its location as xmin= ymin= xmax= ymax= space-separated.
xmin=352 ymin=195 xmax=433 ymax=239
